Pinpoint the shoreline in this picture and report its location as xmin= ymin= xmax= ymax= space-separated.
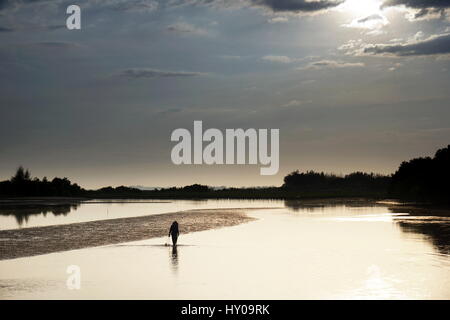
xmin=1 ymin=195 xmax=445 ymax=206
xmin=0 ymin=208 xmax=256 ymax=261
xmin=0 ymin=194 xmax=391 ymax=201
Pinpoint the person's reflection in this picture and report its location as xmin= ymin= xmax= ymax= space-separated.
xmin=170 ymin=245 xmax=179 ymax=274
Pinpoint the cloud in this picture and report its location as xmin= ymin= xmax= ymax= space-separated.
xmin=298 ymin=59 xmax=365 ymax=70
xmin=0 ymin=1 xmax=158 ymax=34
xmin=357 ymin=14 xmax=383 ymax=24
xmin=105 ymin=0 xmax=159 ymax=12
xmin=382 ymin=0 xmax=450 ymax=10
xmin=282 ymin=99 xmax=312 ymax=107
xmin=262 ymin=55 xmax=298 ymax=63
xmin=163 ymin=0 xmax=242 ymax=10
xmin=343 ymin=13 xmax=389 ymax=32
xmin=361 ymin=33 xmax=450 ymax=56
xmin=0 ymin=26 xmax=15 ymax=32
xmin=268 ymin=16 xmax=289 ymax=23
xmin=165 ymin=22 xmax=208 ymax=36
xmin=412 ymin=30 xmax=425 ymax=41
xmin=0 ymin=0 xmax=47 ymax=11
xmin=166 ymin=0 xmax=343 ymax=15
xmin=251 ymin=0 xmax=344 ymax=13
xmin=0 ymin=0 xmax=159 ymax=12
xmin=0 ymin=0 xmax=345 ymax=21
xmin=381 ymin=0 xmax=450 ymax=20
xmin=114 ymin=68 xmax=207 ymax=79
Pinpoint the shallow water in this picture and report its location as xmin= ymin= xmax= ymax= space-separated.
xmin=0 ymin=201 xmax=449 ymax=299
xmin=0 ymin=199 xmax=282 ymax=230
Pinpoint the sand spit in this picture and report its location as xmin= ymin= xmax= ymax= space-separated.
xmin=0 ymin=209 xmax=256 ymax=260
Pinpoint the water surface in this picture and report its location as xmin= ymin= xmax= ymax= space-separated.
xmin=0 ymin=200 xmax=449 ymax=299
xmin=0 ymin=199 xmax=282 ymax=230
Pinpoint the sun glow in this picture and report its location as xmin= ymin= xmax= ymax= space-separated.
xmin=339 ymin=0 xmax=383 ymax=17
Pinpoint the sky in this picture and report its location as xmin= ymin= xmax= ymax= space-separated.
xmin=0 ymin=0 xmax=449 ymax=188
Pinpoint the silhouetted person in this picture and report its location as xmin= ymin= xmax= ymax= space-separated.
xmin=169 ymin=221 xmax=179 ymax=246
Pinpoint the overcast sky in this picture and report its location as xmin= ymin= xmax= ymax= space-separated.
xmin=0 ymin=0 xmax=449 ymax=188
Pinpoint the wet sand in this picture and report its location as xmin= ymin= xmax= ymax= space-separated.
xmin=0 ymin=209 xmax=255 ymax=260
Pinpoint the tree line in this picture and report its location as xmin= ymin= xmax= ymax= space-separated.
xmin=0 ymin=167 xmax=84 ymax=197
xmin=0 ymin=145 xmax=448 ymax=202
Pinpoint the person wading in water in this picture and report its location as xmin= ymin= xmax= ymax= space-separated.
xmin=169 ymin=221 xmax=179 ymax=246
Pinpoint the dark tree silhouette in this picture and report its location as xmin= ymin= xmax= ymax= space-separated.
xmin=0 ymin=168 xmax=85 ymax=197
xmin=11 ymin=166 xmax=30 ymax=183
xmin=389 ymin=145 xmax=450 ymax=202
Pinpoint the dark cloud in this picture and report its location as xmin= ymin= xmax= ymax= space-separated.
xmin=357 ymin=14 xmax=384 ymax=24
xmin=382 ymin=0 xmax=450 ymax=10
xmin=0 ymin=0 xmax=9 ymax=10
xmin=115 ymin=68 xmax=207 ymax=79
xmin=87 ymin=0 xmax=159 ymax=12
xmin=0 ymin=0 xmax=14 ymax=10
xmin=166 ymin=0 xmax=343 ymax=13
xmin=0 ymin=0 xmax=51 ymax=11
xmin=110 ymin=0 xmax=158 ymax=12
xmin=0 ymin=0 xmax=158 ymax=12
xmin=250 ymin=0 xmax=344 ymax=13
xmin=299 ymin=59 xmax=365 ymax=70
xmin=0 ymin=26 xmax=14 ymax=32
xmin=382 ymin=0 xmax=450 ymax=19
xmin=0 ymin=0 xmax=344 ymax=17
xmin=363 ymin=33 xmax=450 ymax=56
